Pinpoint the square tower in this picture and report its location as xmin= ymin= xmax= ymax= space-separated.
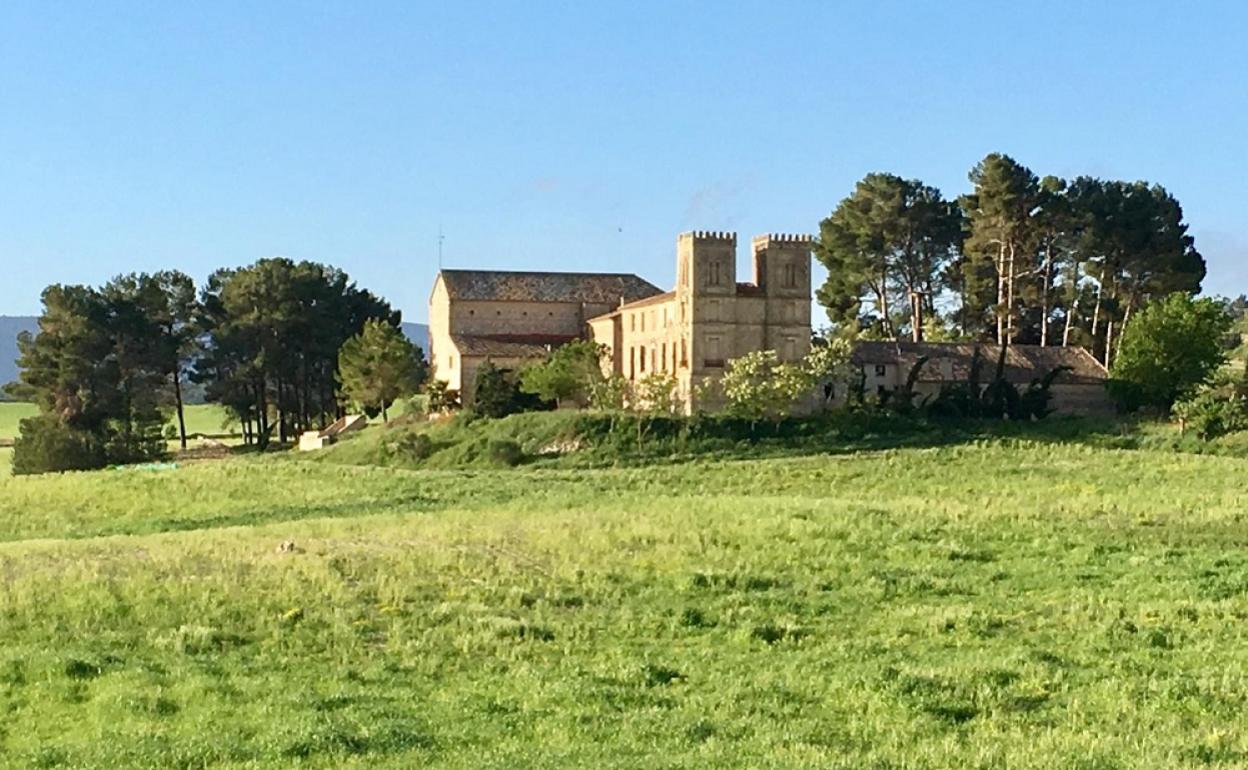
xmin=752 ymin=233 xmax=812 ymax=298
xmin=677 ymin=231 xmax=737 ymax=298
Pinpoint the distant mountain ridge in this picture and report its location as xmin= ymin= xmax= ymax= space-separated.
xmin=1 ymin=316 xmax=430 ymax=393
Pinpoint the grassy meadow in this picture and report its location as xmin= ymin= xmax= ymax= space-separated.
xmin=1 ymin=425 xmax=1248 ymax=768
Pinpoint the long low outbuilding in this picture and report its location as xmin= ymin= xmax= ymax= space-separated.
xmin=849 ymin=340 xmax=1114 ymax=416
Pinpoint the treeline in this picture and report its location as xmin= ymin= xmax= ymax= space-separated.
xmin=6 ymin=258 xmax=417 ymax=473
xmin=815 ymin=153 xmax=1206 ymax=364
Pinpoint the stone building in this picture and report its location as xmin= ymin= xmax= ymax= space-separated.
xmin=428 ymin=230 xmax=813 ymax=411
xmin=849 ymin=341 xmax=1113 ymax=416
xmin=428 ymin=269 xmax=664 ymax=405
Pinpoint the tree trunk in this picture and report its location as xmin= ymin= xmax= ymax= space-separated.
xmin=1005 ymin=242 xmax=1017 ymax=342
xmin=1039 ymin=241 xmax=1053 ymax=347
xmin=1103 ymin=320 xmax=1114 ymax=369
xmin=910 ymin=292 xmax=923 ymax=342
xmin=1062 ymin=296 xmax=1077 ymax=347
xmin=173 ymin=370 xmax=188 ymax=450
xmin=995 ymin=243 xmax=1006 ymax=344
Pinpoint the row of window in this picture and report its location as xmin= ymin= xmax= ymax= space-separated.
xmin=629 ymin=340 xmax=688 ymax=379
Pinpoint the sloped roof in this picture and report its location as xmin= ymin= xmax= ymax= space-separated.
xmin=449 ymin=333 xmax=568 ymax=358
xmin=852 ymin=341 xmax=1108 ymax=385
xmin=589 ymin=291 xmax=676 ymax=321
xmin=438 ymin=269 xmax=663 ymax=305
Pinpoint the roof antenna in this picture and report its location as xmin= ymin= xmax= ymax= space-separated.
xmin=437 ymin=225 xmax=444 ymax=269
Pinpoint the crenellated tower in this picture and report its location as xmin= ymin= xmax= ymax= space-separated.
xmin=677 ymin=230 xmax=737 ymax=299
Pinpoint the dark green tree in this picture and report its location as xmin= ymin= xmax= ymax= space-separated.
xmin=815 ymin=173 xmax=961 ymax=340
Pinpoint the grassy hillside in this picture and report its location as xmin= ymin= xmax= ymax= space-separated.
xmin=1 ymin=440 xmax=1247 ymax=767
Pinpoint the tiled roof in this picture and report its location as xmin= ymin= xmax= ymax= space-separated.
xmin=590 ymin=291 xmax=676 ymax=320
xmin=852 ymin=341 xmax=1108 ymax=385
xmin=438 ymin=269 xmax=663 ymax=305
xmin=449 ymin=334 xmax=569 ymax=358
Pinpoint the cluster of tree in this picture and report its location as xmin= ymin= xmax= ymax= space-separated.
xmin=195 ymin=259 xmax=407 ymax=446
xmin=815 ymin=153 xmax=1206 ymax=366
xmin=4 ymin=273 xmax=198 ymax=473
xmin=8 ymin=259 xmax=422 ymax=473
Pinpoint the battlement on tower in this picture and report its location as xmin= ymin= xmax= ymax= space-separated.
xmin=680 ymin=230 xmax=737 ymax=243
xmin=752 ymin=233 xmax=813 ymax=250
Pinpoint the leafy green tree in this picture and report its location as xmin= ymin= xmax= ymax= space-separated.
xmin=520 ymin=340 xmax=607 ymax=408
xmin=720 ymin=350 xmax=810 ymax=420
xmin=815 ymin=173 xmax=961 ymax=340
xmin=1110 ymin=293 xmax=1231 ymax=410
xmin=337 ymin=319 xmax=427 ymax=423
xmin=589 ymin=373 xmax=630 ymax=411
xmin=634 ymin=372 xmax=679 ymax=415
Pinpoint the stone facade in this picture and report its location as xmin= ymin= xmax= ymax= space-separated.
xmin=428 ymin=232 xmax=814 ymax=411
xmin=428 ymin=269 xmax=664 ymax=405
xmin=588 ymin=232 xmax=812 ymax=411
xmin=848 ymin=341 xmax=1113 ymax=416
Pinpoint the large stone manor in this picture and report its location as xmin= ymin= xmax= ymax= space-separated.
xmin=428 ymin=230 xmax=813 ymax=410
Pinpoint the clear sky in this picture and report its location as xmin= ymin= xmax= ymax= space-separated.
xmin=1 ymin=1 xmax=1245 ymax=323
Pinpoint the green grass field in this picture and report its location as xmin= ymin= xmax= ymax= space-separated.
xmin=1 ymin=430 xmax=1247 ymax=767
xmin=0 ymin=402 xmax=239 ymax=442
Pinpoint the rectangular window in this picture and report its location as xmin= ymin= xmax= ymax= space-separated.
xmin=640 ymin=313 xmax=645 ymax=332
xmin=709 ymin=261 xmax=721 ymax=286
xmin=639 ymin=349 xmax=646 ymax=373
xmin=629 ymin=347 xmax=636 ymax=380
xmin=651 ymin=347 xmax=657 ymax=372
xmin=630 ymin=314 xmax=636 ymax=332
xmin=661 ymin=343 xmax=667 ymax=371
xmin=874 ymin=364 xmax=887 ymax=377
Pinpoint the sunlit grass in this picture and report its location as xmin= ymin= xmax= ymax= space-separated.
xmin=1 ymin=439 xmax=1247 ymax=766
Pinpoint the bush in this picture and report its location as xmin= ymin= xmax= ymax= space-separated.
xmin=1172 ymin=371 xmax=1248 ymax=440
xmin=390 ymin=431 xmax=435 ymax=461
xmin=485 ymin=439 xmax=524 ymax=467
xmin=474 ymin=360 xmax=552 ymax=418
xmin=11 ymin=415 xmax=109 ymax=475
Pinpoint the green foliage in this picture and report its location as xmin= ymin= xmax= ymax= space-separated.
xmin=1172 ymin=369 xmax=1248 ymax=440
xmin=520 ymin=340 xmax=607 ymax=407
xmin=1111 ymin=293 xmax=1231 ymax=410
xmin=473 ymin=360 xmax=550 ymax=418
xmin=423 ymin=379 xmax=460 ymax=414
xmin=485 ymin=438 xmax=524 ymax=467
xmin=815 ymin=173 xmax=961 ymax=339
xmin=719 ymin=350 xmax=810 ymax=420
xmin=10 ymin=415 xmax=107 ymax=474
xmin=7 ymin=279 xmax=176 ymax=473
xmin=633 ymin=372 xmax=679 ymax=414
xmin=588 ymin=373 xmax=630 ymax=411
xmin=196 ymin=258 xmax=397 ymax=447
xmin=337 ymin=319 xmax=427 ymax=422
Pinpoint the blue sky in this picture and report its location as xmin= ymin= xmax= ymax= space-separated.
xmin=1 ymin=1 xmax=1245 ymax=323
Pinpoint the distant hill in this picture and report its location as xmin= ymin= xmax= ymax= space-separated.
xmin=402 ymin=322 xmax=430 ymax=354
xmin=1 ymin=316 xmax=430 ymax=395
xmin=0 ymin=316 xmax=36 ymax=393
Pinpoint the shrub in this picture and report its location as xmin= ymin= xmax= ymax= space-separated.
xmin=474 ymin=360 xmax=551 ymax=418
xmin=1172 ymin=372 xmax=1248 ymax=440
xmin=11 ymin=415 xmax=109 ymax=475
xmin=390 ymin=431 xmax=435 ymax=461
xmin=485 ymin=438 xmax=524 ymax=467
